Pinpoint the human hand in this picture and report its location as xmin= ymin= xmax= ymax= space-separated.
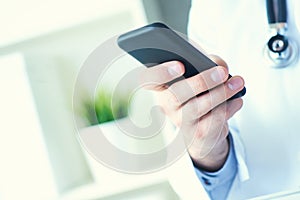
xmin=141 ymin=56 xmax=244 ymax=171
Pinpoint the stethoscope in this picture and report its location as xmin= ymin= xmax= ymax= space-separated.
xmin=265 ymin=0 xmax=299 ymax=68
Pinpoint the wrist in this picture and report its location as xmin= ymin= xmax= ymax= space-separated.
xmin=192 ymin=137 xmax=229 ymax=172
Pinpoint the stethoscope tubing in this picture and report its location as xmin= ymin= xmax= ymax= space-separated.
xmin=266 ymin=0 xmax=287 ymax=24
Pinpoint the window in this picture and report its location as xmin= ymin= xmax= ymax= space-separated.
xmin=0 ymin=53 xmax=57 ymax=200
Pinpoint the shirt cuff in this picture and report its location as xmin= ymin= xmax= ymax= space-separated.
xmin=193 ymin=134 xmax=238 ymax=191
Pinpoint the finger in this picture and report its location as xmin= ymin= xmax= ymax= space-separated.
xmin=202 ymin=98 xmax=243 ymax=127
xmin=195 ymin=102 xmax=232 ymax=147
xmin=184 ymin=103 xmax=229 ymax=157
xmin=208 ymin=54 xmax=229 ymax=70
xmin=195 ymin=98 xmax=243 ymax=144
xmin=225 ymin=98 xmax=243 ymax=120
xmin=180 ymin=76 xmax=245 ymax=121
xmin=184 ymin=98 xmax=242 ymax=162
xmin=168 ymin=66 xmax=229 ymax=104
xmin=140 ymin=61 xmax=185 ymax=90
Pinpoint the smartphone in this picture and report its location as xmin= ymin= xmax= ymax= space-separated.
xmin=117 ymin=22 xmax=246 ymax=99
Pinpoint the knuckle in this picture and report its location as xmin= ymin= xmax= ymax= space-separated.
xmin=206 ymin=86 xmax=227 ymax=108
xmin=211 ymin=107 xmax=227 ymax=124
xmin=194 ymin=129 xmax=206 ymax=140
xmin=192 ymin=74 xmax=208 ymax=93
xmin=184 ymin=98 xmax=205 ymax=120
xmin=182 ymin=97 xmax=213 ymax=123
xmin=222 ymin=124 xmax=229 ymax=139
xmin=218 ymin=84 xmax=228 ymax=98
xmin=200 ymin=95 xmax=213 ymax=115
xmin=167 ymin=92 xmax=181 ymax=109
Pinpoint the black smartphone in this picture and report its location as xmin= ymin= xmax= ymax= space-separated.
xmin=117 ymin=22 xmax=246 ymax=99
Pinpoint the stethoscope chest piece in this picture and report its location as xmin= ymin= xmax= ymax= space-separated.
xmin=264 ymin=0 xmax=299 ymax=68
xmin=265 ymin=33 xmax=298 ymax=68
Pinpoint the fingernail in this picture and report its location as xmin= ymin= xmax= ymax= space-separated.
xmin=168 ymin=63 xmax=182 ymax=76
xmin=228 ymin=77 xmax=243 ymax=91
xmin=211 ymin=67 xmax=226 ymax=82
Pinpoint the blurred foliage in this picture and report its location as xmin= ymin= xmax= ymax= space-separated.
xmin=82 ymin=90 xmax=130 ymax=126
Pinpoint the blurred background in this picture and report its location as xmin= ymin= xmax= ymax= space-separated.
xmin=0 ymin=0 xmax=191 ymax=199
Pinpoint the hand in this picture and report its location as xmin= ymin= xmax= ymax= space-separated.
xmin=141 ymin=56 xmax=244 ymax=172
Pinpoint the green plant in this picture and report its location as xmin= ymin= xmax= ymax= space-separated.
xmin=82 ymin=90 xmax=130 ymax=126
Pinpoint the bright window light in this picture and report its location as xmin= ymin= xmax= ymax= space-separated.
xmin=0 ymin=53 xmax=57 ymax=200
xmin=0 ymin=0 xmax=146 ymax=47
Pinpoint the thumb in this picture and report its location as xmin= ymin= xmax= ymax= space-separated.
xmin=208 ymin=54 xmax=229 ymax=70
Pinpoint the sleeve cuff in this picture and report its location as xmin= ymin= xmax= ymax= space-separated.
xmin=193 ymin=134 xmax=238 ymax=191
